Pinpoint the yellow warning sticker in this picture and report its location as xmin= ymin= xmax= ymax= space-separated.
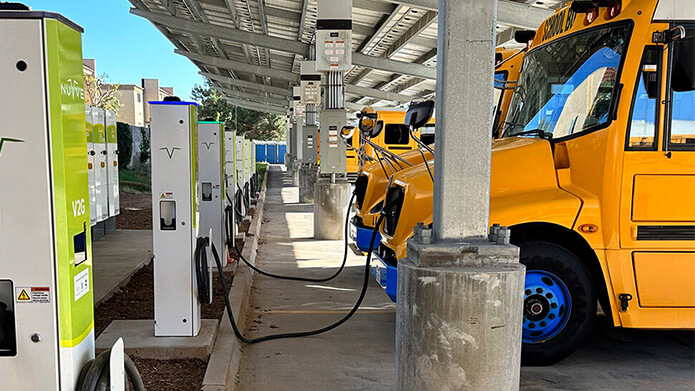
xmin=15 ymin=286 xmax=50 ymax=303
xmin=16 ymin=288 xmax=30 ymax=301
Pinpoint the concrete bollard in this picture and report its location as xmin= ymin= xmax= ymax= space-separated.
xmin=313 ymin=178 xmax=350 ymax=240
xmin=396 ymin=234 xmax=525 ymax=391
xmin=299 ymin=165 xmax=318 ymax=203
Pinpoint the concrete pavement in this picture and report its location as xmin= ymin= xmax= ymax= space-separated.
xmin=236 ymin=166 xmax=396 ymax=390
xmin=92 ymin=229 xmax=152 ymax=305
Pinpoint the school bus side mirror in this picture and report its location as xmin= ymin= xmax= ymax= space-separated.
xmin=358 ymin=113 xmax=378 ymax=134
xmin=652 ymin=26 xmax=685 ymax=44
xmin=405 ymin=100 xmax=435 ymax=131
xmin=340 ymin=126 xmax=355 ymax=140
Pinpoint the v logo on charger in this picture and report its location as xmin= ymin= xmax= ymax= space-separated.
xmin=159 ymin=147 xmax=181 ymax=159
xmin=0 ymin=137 xmax=24 ymax=158
xmin=202 ymin=142 xmax=215 ymax=150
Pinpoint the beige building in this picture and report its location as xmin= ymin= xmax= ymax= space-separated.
xmin=114 ymin=85 xmax=146 ymax=127
xmin=85 ymin=58 xmax=174 ymax=127
xmin=142 ymin=78 xmax=175 ymax=126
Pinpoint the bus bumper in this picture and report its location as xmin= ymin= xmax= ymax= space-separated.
xmin=350 ymin=220 xmax=382 ymax=253
xmin=370 ymin=250 xmax=397 ymax=303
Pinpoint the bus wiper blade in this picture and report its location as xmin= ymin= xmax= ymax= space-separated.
xmin=511 ymin=128 xmax=551 ymax=140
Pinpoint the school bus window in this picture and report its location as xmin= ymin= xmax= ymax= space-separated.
xmin=627 ymin=46 xmax=661 ymax=150
xmin=503 ymin=24 xmax=631 ymax=140
xmin=419 ymin=124 xmax=435 ymax=145
xmin=667 ymin=24 xmax=695 ymax=150
xmin=384 ymin=124 xmax=410 ymax=145
xmin=493 ymin=71 xmax=508 ymax=114
xmin=371 ymin=120 xmax=384 ymax=138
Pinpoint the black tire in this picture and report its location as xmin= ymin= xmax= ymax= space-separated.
xmin=519 ymin=240 xmax=597 ymax=365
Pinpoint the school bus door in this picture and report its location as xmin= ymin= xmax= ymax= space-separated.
xmin=615 ymin=25 xmax=695 ymax=327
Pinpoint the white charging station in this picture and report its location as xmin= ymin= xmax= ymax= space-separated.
xmin=150 ymin=100 xmax=209 ymax=337
xmin=1 ymin=9 xmax=95 ymax=390
xmin=224 ymin=129 xmax=238 ymax=237
xmin=235 ymin=134 xmax=247 ymax=216
xmin=245 ymin=139 xmax=253 ymax=186
xmin=105 ymin=109 xmax=119 ymax=218
xmin=199 ymin=121 xmax=227 ymax=267
xmin=86 ymin=105 xmax=97 ymax=227
xmin=93 ymin=107 xmax=109 ymax=223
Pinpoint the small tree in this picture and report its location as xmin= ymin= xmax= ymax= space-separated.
xmin=191 ymin=79 xmax=286 ymax=141
xmin=139 ymin=127 xmax=151 ymax=164
xmin=116 ymin=122 xmax=133 ymax=169
xmin=84 ymin=73 xmax=122 ymax=113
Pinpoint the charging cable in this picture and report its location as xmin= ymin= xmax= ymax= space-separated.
xmin=232 ymin=193 xmax=356 ymax=282
xmin=209 ymin=214 xmax=383 ymax=344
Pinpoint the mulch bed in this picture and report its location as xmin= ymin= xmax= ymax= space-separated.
xmin=132 ymin=357 xmax=208 ymax=391
xmin=94 ymin=258 xmax=238 ymax=390
xmin=100 ymin=193 xmax=255 ymax=389
xmin=117 ymin=192 xmax=153 ymax=230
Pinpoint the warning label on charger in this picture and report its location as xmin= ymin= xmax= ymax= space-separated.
xmin=15 ymin=287 xmax=51 ymax=303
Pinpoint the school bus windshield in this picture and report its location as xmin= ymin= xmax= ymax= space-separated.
xmin=504 ymin=23 xmax=631 ymax=140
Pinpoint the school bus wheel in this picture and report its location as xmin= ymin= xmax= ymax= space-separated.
xmin=519 ymin=241 xmax=597 ymax=366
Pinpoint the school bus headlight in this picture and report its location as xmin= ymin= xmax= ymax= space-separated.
xmin=586 ymin=7 xmax=598 ymax=23
xmin=606 ymin=1 xmax=621 ymax=19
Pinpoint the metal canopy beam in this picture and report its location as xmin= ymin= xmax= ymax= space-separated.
xmin=376 ymin=0 xmax=552 ymax=29
xmin=225 ymin=98 xmax=287 ymax=115
xmin=264 ymin=5 xmax=301 ymax=22
xmin=202 ymin=70 xmax=410 ymax=104
xmin=352 ymin=9 xmax=437 ymax=85
xmin=131 ymin=8 xmax=310 ymax=54
xmin=131 ymin=7 xmax=437 ymax=79
xmin=176 ymin=50 xmax=300 ymax=82
xmin=353 ymin=52 xmax=436 ymax=79
xmin=345 ymin=101 xmax=365 ymax=112
xmin=344 ymin=84 xmax=413 ymax=104
xmin=354 ymin=0 xmax=395 ymax=14
xmin=216 ymin=85 xmax=289 ymax=106
xmin=200 ymin=72 xmax=290 ymax=96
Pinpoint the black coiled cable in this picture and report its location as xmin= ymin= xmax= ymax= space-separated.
xmin=76 ymin=348 xmax=145 ymax=391
xmin=194 ymin=237 xmax=212 ymax=304
xmin=232 ymin=193 xmax=357 ymax=283
xmin=209 ymin=214 xmax=384 ymax=344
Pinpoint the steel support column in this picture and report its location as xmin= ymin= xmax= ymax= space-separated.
xmin=433 ymin=0 xmax=495 ymax=240
xmin=396 ymin=1 xmax=524 ymax=390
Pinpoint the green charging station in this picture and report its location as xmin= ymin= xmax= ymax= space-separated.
xmin=0 ymin=9 xmax=95 ymax=390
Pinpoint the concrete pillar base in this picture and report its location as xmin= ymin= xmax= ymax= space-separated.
xmin=299 ymin=165 xmax=318 ymax=203
xmin=290 ymin=160 xmax=300 ymax=187
xmin=313 ymin=178 xmax=351 ymax=240
xmin=396 ymin=235 xmax=525 ymax=391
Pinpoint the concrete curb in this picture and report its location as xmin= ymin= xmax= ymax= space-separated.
xmin=201 ymin=168 xmax=269 ymax=391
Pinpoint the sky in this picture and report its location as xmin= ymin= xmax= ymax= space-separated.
xmin=26 ymin=0 xmax=204 ymax=99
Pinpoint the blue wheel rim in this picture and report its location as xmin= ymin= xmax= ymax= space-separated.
xmin=522 ymin=270 xmax=571 ymax=344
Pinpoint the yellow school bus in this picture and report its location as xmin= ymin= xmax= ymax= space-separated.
xmin=352 ymin=47 xmax=525 ymax=258
xmin=346 ymin=108 xmax=433 ymax=179
xmin=345 ymin=128 xmax=362 ymax=180
xmin=375 ymin=0 xmax=695 ymax=364
xmin=360 ymin=108 xmax=435 ymax=159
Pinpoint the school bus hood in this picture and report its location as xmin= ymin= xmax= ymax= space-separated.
xmin=385 ymin=137 xmax=582 ymax=260
xmin=358 ymin=147 xmax=434 ymax=227
xmin=490 ymin=137 xmax=582 ymax=228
